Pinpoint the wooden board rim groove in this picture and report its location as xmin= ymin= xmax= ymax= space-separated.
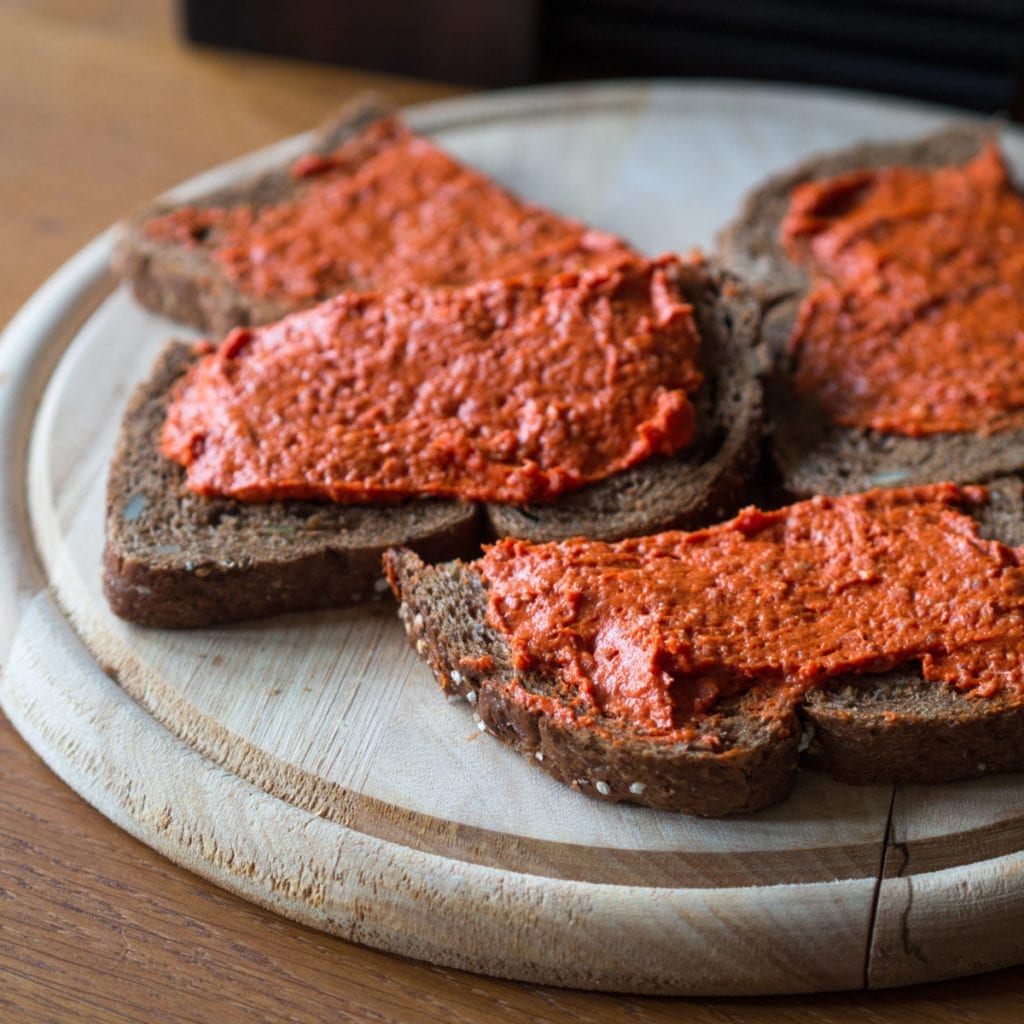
xmin=4 ymin=81 xmax=1024 ymax=995
xmin=2 ymin=582 xmax=880 ymax=997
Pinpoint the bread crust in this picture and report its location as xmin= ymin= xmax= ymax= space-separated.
xmin=387 ymin=478 xmax=1024 ymax=816
xmin=715 ymin=123 xmax=1024 ymax=499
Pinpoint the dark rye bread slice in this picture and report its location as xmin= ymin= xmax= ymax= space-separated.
xmin=802 ymin=475 xmax=1024 ymax=785
xmin=714 ymin=123 xmax=1024 ymax=499
xmin=385 ymin=477 xmax=1024 ymax=816
xmin=102 ymin=342 xmax=480 ymax=628
xmin=103 ymin=260 xmax=766 ymax=627
xmin=485 ymin=259 xmax=766 ymax=542
xmin=716 ymin=123 xmax=994 ymax=304
xmin=112 ymin=94 xmax=394 ymax=337
xmin=384 ymin=548 xmax=798 ymax=817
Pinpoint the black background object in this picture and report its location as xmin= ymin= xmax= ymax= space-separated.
xmin=181 ymin=0 xmax=1024 ymax=118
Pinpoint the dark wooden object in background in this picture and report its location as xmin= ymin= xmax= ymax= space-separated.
xmin=183 ymin=0 xmax=539 ymax=89
xmin=183 ymin=0 xmax=1024 ymax=117
xmin=542 ymin=0 xmax=1024 ymax=117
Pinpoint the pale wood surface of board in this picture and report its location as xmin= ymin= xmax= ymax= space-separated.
xmin=4 ymin=1 xmax=1024 ymax=1019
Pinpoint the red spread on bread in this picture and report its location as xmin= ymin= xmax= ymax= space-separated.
xmin=478 ymin=485 xmax=1024 ymax=739
xmin=781 ymin=144 xmax=1024 ymax=436
xmin=160 ymin=257 xmax=702 ymax=505
xmin=144 ymin=117 xmax=631 ymax=303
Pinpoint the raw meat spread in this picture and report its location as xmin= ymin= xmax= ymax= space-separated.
xmin=161 ymin=257 xmax=702 ymax=505
xmin=781 ymin=144 xmax=1024 ymax=436
xmin=144 ymin=117 xmax=631 ymax=303
xmin=478 ymin=484 xmax=1024 ymax=740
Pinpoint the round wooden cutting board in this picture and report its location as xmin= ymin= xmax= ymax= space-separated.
xmin=3 ymin=81 xmax=1024 ymax=996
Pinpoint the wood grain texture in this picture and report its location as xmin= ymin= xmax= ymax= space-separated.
xmin=4 ymin=0 xmax=1024 ymax=1017
xmin=7 ymin=703 xmax=1024 ymax=1024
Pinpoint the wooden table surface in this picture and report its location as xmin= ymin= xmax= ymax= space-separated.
xmin=3 ymin=2 xmax=1024 ymax=1020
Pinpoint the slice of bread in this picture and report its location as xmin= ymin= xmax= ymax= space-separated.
xmin=803 ymin=476 xmax=1024 ymax=785
xmin=714 ymin=124 xmax=1024 ymax=499
xmin=386 ymin=477 xmax=1024 ymax=817
xmin=102 ymin=342 xmax=480 ymax=628
xmin=103 ymin=259 xmax=765 ymax=627
xmin=113 ymin=95 xmax=396 ymax=337
xmin=386 ymin=548 xmax=798 ymax=818
xmin=112 ymin=96 xmax=631 ymax=338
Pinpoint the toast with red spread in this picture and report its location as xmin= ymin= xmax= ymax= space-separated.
xmin=103 ymin=258 xmax=765 ymax=626
xmin=113 ymin=96 xmax=391 ymax=336
xmin=113 ymin=96 xmax=632 ymax=337
xmin=715 ymin=124 xmax=1024 ymax=499
xmin=386 ymin=478 xmax=1024 ymax=816
xmin=102 ymin=341 xmax=480 ymax=627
